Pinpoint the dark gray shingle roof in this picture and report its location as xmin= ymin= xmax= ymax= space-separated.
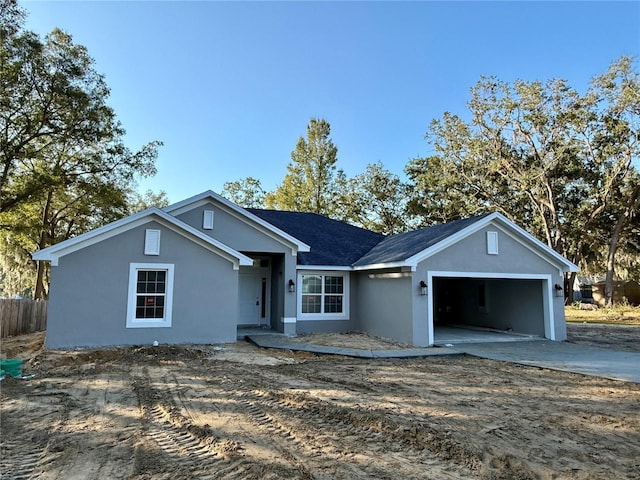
xmin=247 ymin=209 xmax=384 ymax=266
xmin=248 ymin=209 xmax=489 ymax=267
xmin=353 ymin=214 xmax=489 ymax=266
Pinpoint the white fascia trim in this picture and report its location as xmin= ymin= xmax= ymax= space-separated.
xmin=406 ymin=213 xmax=577 ymax=273
xmin=296 ymin=265 xmax=353 ymax=271
xmin=33 ymin=208 xmax=162 ymax=266
xmin=428 ymin=271 xmax=555 ymax=280
xmin=163 ymin=190 xmax=311 ymax=253
xmin=352 ymin=261 xmax=416 ymax=272
xmin=32 ymin=207 xmax=253 ymax=269
xmin=425 ymin=270 xmax=556 ymax=345
xmin=490 ymin=214 xmax=578 ymax=272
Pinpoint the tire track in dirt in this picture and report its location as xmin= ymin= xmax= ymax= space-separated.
xmin=0 ymin=381 xmax=72 ymax=480
xmin=213 ymin=369 xmax=319 ymax=479
xmin=257 ymin=387 xmax=484 ymax=476
xmin=0 ymin=436 xmax=47 ymax=480
xmin=133 ymin=373 xmax=231 ymax=479
xmin=257 ymin=359 xmax=541 ymax=479
xmin=204 ymin=361 xmax=481 ymax=479
xmin=247 ymin=361 xmax=483 ymax=469
xmin=136 ymin=363 xmax=321 ymax=480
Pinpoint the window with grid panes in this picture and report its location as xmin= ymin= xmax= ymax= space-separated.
xmin=301 ymin=274 xmax=344 ymax=314
xmin=135 ymin=270 xmax=167 ymax=319
xmin=127 ymin=263 xmax=174 ymax=328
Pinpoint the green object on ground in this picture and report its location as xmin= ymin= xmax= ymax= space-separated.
xmin=0 ymin=359 xmax=23 ymax=378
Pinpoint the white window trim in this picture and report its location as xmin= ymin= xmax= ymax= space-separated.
xmin=297 ymin=271 xmax=349 ymax=321
xmin=126 ymin=263 xmax=174 ymax=328
xmin=144 ymin=229 xmax=161 ymax=255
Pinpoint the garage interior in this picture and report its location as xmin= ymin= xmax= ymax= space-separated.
xmin=432 ymin=276 xmax=547 ymax=344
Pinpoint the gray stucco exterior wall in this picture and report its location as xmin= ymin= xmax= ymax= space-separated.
xmin=46 ymin=220 xmax=239 ymax=348
xmin=354 ymin=272 xmax=415 ymax=345
xmin=175 ymin=202 xmax=299 ymax=333
xmin=175 ymin=203 xmax=292 ymax=253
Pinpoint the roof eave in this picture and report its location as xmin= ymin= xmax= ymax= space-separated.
xmin=32 ymin=207 xmax=253 ymax=269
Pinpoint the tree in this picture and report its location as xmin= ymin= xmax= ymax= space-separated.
xmin=221 ymin=177 xmax=266 ymax=208
xmin=0 ymin=0 xmax=161 ymax=298
xmin=407 ymin=57 xmax=639 ymax=297
xmin=588 ymin=57 xmax=640 ymax=305
xmin=128 ymin=189 xmax=170 ymax=213
xmin=1 ymin=8 xmax=159 ymax=213
xmin=1 ymin=181 xmax=130 ymax=298
xmin=265 ymin=118 xmax=341 ymax=215
xmin=345 ymin=162 xmax=410 ymax=234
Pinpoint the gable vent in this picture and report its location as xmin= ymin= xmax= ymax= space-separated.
xmin=144 ymin=229 xmax=161 ymax=255
xmin=486 ymin=231 xmax=498 ymax=255
xmin=203 ymin=210 xmax=214 ymax=230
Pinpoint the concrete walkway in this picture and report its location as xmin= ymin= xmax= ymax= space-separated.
xmin=247 ymin=333 xmax=640 ymax=384
xmin=450 ymin=340 xmax=640 ymax=383
xmin=247 ymin=334 xmax=461 ymax=359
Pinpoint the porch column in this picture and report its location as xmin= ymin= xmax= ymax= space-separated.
xmin=281 ymin=252 xmax=297 ymax=336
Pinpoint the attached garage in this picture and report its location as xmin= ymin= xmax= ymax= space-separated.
xmin=431 ymin=274 xmax=553 ymax=341
xmin=404 ymin=215 xmax=577 ymax=347
xmin=351 ymin=213 xmax=576 ymax=347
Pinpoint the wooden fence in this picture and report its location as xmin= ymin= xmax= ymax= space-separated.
xmin=0 ymin=299 xmax=47 ymax=337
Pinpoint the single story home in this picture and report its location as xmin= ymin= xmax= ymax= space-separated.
xmin=33 ymin=190 xmax=578 ymax=349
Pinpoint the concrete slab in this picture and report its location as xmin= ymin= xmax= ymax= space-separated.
xmin=237 ymin=327 xmax=281 ymax=339
xmin=450 ymin=340 xmax=640 ymax=383
xmin=246 ymin=329 xmax=639 ymax=384
xmin=247 ymin=335 xmax=462 ymax=359
xmin=434 ymin=326 xmax=544 ymax=345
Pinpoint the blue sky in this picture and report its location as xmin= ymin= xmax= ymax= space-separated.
xmin=23 ymin=1 xmax=640 ymax=203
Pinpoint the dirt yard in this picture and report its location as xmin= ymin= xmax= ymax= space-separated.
xmin=1 ymin=325 xmax=639 ymax=480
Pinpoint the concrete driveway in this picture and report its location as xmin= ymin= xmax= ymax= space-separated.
xmin=247 ymin=326 xmax=640 ymax=384
xmin=449 ymin=340 xmax=640 ymax=383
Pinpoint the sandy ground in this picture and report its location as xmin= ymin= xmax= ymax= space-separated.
xmin=1 ymin=325 xmax=639 ymax=480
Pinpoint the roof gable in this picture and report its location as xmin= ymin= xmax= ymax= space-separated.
xmin=164 ymin=191 xmax=310 ymax=253
xmin=247 ymin=209 xmax=384 ymax=266
xmin=354 ymin=212 xmax=578 ymax=272
xmin=32 ymin=207 xmax=253 ymax=269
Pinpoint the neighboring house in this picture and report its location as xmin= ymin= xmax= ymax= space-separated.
xmin=33 ymin=191 xmax=578 ymax=349
xmin=591 ymin=280 xmax=640 ymax=307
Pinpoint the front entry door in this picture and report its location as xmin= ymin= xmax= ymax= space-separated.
xmin=238 ymin=266 xmax=270 ymax=326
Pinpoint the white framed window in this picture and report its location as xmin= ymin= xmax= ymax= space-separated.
xmin=126 ymin=263 xmax=174 ymax=328
xmin=144 ymin=229 xmax=161 ymax=255
xmin=298 ymin=272 xmax=349 ymax=320
xmin=486 ymin=231 xmax=498 ymax=255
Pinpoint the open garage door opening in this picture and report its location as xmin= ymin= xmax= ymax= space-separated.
xmin=432 ymin=276 xmax=550 ymax=344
